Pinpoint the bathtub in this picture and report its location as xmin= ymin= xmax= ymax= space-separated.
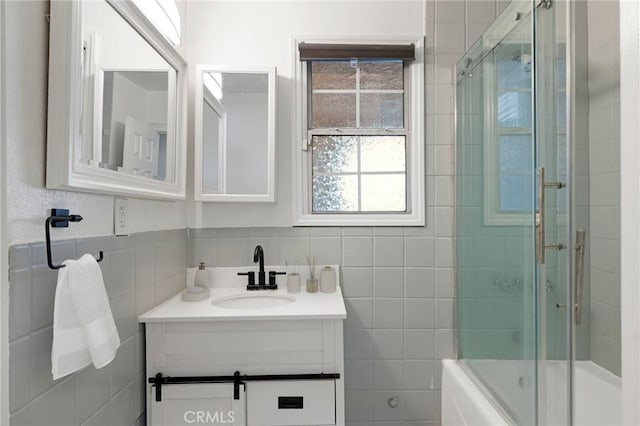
xmin=441 ymin=359 xmax=621 ymax=425
xmin=441 ymin=359 xmax=511 ymax=425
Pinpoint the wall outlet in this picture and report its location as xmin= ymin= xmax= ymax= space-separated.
xmin=114 ymin=198 xmax=129 ymax=236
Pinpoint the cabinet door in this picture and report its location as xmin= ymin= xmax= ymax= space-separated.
xmin=150 ymin=383 xmax=246 ymax=426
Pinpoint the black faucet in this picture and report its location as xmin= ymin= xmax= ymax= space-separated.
xmin=254 ymin=245 xmax=266 ymax=286
xmin=237 ymin=245 xmax=285 ymax=290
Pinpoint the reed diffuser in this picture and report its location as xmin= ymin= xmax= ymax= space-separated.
xmin=306 ymin=255 xmax=318 ymax=293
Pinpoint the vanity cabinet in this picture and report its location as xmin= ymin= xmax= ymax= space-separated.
xmin=143 ymin=318 xmax=345 ymax=426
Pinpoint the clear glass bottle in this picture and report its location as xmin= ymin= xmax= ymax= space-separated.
xmin=306 ymin=275 xmax=318 ymax=293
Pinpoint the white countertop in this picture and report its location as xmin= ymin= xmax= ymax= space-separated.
xmin=138 ymin=266 xmax=347 ymax=323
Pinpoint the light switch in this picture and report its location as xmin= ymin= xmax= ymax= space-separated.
xmin=114 ymin=198 xmax=129 ymax=236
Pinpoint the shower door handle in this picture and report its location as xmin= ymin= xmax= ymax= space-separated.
xmin=536 ymin=167 xmax=546 ymax=264
xmin=535 ymin=167 xmax=564 ymax=265
xmin=574 ymin=229 xmax=587 ymax=325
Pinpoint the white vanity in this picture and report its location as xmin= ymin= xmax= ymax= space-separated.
xmin=139 ymin=266 xmax=346 ymax=426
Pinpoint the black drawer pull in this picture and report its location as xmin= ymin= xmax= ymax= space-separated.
xmin=278 ymin=396 xmax=304 ymax=409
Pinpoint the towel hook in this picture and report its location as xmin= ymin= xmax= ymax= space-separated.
xmin=45 ymin=209 xmax=104 ymax=270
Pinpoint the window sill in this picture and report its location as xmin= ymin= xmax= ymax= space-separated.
xmin=293 ymin=212 xmax=424 ymax=227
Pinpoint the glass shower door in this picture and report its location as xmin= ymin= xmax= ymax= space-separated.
xmin=456 ymin=1 xmax=538 ymax=424
xmin=533 ymin=0 xmax=574 ymax=424
xmin=456 ymin=0 xmax=578 ymax=423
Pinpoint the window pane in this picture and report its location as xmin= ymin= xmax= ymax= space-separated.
xmin=311 ymin=135 xmax=408 ymax=213
xmin=361 ymin=174 xmax=406 ymax=211
xmin=497 ymin=91 xmax=532 ymax=128
xmin=360 ymin=93 xmax=403 ymax=128
xmin=497 ymin=56 xmax=531 ymax=90
xmin=557 ymin=91 xmax=566 ymax=129
xmin=499 ymin=135 xmax=533 ymax=213
xmin=500 ymin=175 xmax=532 ymax=212
xmin=360 ymin=136 xmax=405 ymax=172
xmin=499 ymin=135 xmax=532 ymax=173
xmin=359 ymin=60 xmax=403 ymax=90
xmin=312 ymin=136 xmax=358 ymax=173
xmin=312 ymin=175 xmax=358 ymax=212
xmin=311 ymin=61 xmax=356 ymax=90
xmin=312 ymin=93 xmax=356 ymax=128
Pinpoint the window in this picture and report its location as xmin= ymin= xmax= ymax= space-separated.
xmin=484 ymin=53 xmax=566 ymax=225
xmin=310 ymin=60 xmax=407 ymax=213
xmin=495 ymin=55 xmax=533 ymax=213
xmin=293 ymin=39 xmax=425 ymax=226
xmin=484 ymin=47 xmax=535 ymax=225
xmin=132 ymin=0 xmax=181 ymax=45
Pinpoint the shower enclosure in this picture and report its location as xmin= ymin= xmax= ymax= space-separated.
xmin=455 ymin=0 xmax=621 ymax=424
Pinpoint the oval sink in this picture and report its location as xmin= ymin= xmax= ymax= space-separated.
xmin=211 ymin=293 xmax=295 ymax=310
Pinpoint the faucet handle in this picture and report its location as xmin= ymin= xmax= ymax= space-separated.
xmin=268 ymin=271 xmax=286 ymax=286
xmin=238 ymin=271 xmax=256 ymax=288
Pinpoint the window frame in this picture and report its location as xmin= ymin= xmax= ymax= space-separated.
xmin=483 ymin=51 xmax=536 ymax=226
xmin=307 ymin=59 xmax=411 ymax=214
xmin=292 ymin=37 xmax=425 ymax=226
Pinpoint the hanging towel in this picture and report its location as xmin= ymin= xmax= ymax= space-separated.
xmin=51 ymin=254 xmax=120 ymax=380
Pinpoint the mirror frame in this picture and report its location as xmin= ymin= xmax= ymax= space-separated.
xmin=194 ymin=65 xmax=277 ymax=202
xmin=47 ymin=0 xmax=187 ymax=199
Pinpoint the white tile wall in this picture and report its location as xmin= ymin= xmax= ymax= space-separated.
xmin=345 ymin=360 xmax=374 ymax=392
xmin=75 ymin=363 xmax=110 ymax=424
xmin=587 ymin=0 xmax=621 ymax=376
xmin=405 ymin=299 xmax=436 ymax=328
xmin=374 ymin=269 xmax=405 ymax=298
xmin=374 ymin=238 xmax=405 ymax=267
xmin=8 ymin=229 xmax=187 ymax=426
xmin=343 ymin=238 xmax=375 ymax=267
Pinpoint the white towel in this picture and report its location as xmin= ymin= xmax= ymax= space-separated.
xmin=51 ymin=253 xmax=121 ymax=380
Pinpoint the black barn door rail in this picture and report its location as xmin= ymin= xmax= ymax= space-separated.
xmin=149 ymin=371 xmax=340 ymax=402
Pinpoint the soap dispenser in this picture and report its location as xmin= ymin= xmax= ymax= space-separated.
xmin=181 ymin=262 xmax=210 ymax=302
xmin=194 ymin=262 xmax=209 ymax=287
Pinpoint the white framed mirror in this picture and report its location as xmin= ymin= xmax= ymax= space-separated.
xmin=194 ymin=66 xmax=276 ymax=202
xmin=47 ymin=0 xmax=187 ymax=199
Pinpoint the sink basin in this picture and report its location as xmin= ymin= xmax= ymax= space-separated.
xmin=211 ymin=293 xmax=295 ymax=310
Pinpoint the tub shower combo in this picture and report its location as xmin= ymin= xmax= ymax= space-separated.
xmin=446 ymin=0 xmax=621 ymax=424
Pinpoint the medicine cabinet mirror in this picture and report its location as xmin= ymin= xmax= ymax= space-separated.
xmin=194 ymin=66 xmax=276 ymax=202
xmin=47 ymin=0 xmax=187 ymax=199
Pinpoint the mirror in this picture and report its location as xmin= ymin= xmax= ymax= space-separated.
xmin=47 ymin=0 xmax=186 ymax=199
xmin=194 ymin=67 xmax=276 ymax=202
xmin=92 ymin=69 xmax=174 ymax=181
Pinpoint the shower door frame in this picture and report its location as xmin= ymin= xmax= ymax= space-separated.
xmin=619 ymin=0 xmax=640 ymax=423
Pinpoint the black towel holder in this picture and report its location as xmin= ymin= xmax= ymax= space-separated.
xmin=46 ymin=209 xmax=104 ymax=270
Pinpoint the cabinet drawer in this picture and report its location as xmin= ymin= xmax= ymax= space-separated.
xmin=247 ymin=380 xmax=336 ymax=425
